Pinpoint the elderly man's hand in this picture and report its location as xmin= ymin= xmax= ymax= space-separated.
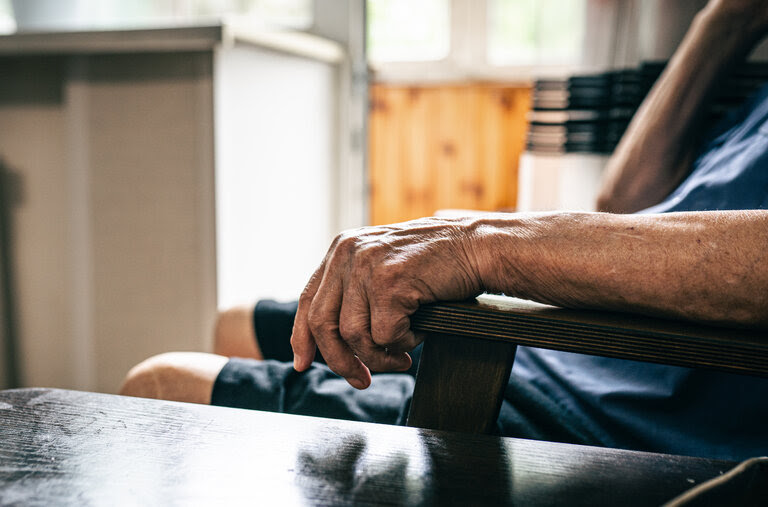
xmin=290 ymin=217 xmax=485 ymax=389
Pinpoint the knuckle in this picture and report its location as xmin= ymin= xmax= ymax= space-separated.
xmin=329 ymin=232 xmax=345 ymax=250
xmin=338 ymin=320 xmax=365 ymax=343
xmin=355 ymin=242 xmax=378 ymax=261
xmin=298 ymin=290 xmax=312 ymax=306
xmin=299 ymin=281 xmax=318 ymax=304
xmin=306 ymin=300 xmax=322 ymax=324
xmin=370 ymin=267 xmax=395 ymax=288
xmin=308 ymin=317 xmax=337 ymax=340
xmin=373 ymin=318 xmax=413 ymax=346
xmin=388 ymin=288 xmax=421 ymax=311
xmin=335 ymin=233 xmax=359 ymax=257
xmin=307 ymin=317 xmax=322 ymax=338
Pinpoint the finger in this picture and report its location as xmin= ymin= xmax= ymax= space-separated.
xmin=308 ymin=267 xmax=372 ymax=389
xmin=370 ymin=303 xmax=421 ymax=356
xmin=290 ymin=263 xmax=325 ymax=371
xmin=338 ymin=286 xmax=411 ymax=373
xmin=293 ymin=233 xmax=348 ymax=371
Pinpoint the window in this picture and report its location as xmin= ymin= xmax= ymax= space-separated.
xmin=367 ymin=0 xmax=450 ymax=63
xmin=0 ymin=0 xmax=13 ymax=33
xmin=488 ymin=0 xmax=585 ymax=66
xmin=366 ymin=0 xmax=588 ymax=81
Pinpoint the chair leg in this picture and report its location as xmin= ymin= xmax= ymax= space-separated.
xmin=406 ymin=332 xmax=517 ymax=434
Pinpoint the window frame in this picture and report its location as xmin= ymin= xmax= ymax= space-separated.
xmin=368 ymin=0 xmax=586 ymax=84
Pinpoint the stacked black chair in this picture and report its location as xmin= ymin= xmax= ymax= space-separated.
xmin=526 ymin=61 xmax=768 ymax=155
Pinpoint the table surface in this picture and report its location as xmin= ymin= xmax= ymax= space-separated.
xmin=0 ymin=388 xmax=734 ymax=506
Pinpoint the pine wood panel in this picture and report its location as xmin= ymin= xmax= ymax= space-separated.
xmin=369 ymin=84 xmax=531 ymax=225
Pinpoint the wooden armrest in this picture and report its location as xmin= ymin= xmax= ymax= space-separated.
xmin=412 ymin=295 xmax=768 ymax=378
xmin=406 ymin=295 xmax=768 ymax=434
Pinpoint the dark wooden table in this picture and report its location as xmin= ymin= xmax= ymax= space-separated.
xmin=0 ymin=389 xmax=735 ymax=506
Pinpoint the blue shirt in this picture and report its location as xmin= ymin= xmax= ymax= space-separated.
xmin=512 ymin=83 xmax=768 ymax=461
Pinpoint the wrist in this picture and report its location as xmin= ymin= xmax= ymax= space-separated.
xmin=464 ymin=214 xmax=537 ymax=296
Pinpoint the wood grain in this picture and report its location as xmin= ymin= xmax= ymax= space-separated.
xmin=411 ymin=295 xmax=768 ymax=378
xmin=407 ymin=332 xmax=517 ymax=433
xmin=0 ymin=388 xmax=739 ymax=506
xmin=369 ymin=84 xmax=531 ymax=225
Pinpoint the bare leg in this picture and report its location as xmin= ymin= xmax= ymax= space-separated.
xmin=119 ymin=352 xmax=228 ymax=404
xmin=213 ymin=305 xmax=263 ymax=359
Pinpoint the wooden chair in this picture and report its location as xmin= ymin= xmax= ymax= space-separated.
xmin=406 ymin=294 xmax=768 ymax=434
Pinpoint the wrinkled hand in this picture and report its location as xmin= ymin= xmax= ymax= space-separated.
xmin=290 ymin=217 xmax=484 ymax=389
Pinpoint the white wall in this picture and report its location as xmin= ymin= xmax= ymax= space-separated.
xmin=214 ymin=45 xmax=337 ymax=307
xmin=0 ymin=59 xmax=75 ymax=389
xmin=0 ymin=14 xmax=362 ymax=391
xmin=517 ymin=153 xmax=609 ymax=212
xmin=0 ymin=53 xmax=218 ymax=393
xmin=214 ymin=0 xmax=368 ymax=308
xmin=582 ymin=0 xmax=709 ymax=70
xmin=310 ymin=0 xmax=368 ymax=232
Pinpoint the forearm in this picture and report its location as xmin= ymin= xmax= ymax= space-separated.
xmin=472 ymin=210 xmax=768 ymax=327
xmin=598 ymin=5 xmax=767 ymax=213
xmin=292 ymin=210 xmax=768 ymax=385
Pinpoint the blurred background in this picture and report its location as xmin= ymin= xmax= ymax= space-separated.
xmin=1 ymin=0 xmax=764 ymax=393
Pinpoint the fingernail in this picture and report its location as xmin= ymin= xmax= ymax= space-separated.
xmin=293 ymin=355 xmax=302 ymax=370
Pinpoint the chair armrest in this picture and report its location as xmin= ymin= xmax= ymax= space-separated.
xmin=411 ymin=294 xmax=768 ymax=378
xmin=406 ymin=295 xmax=768 ymax=434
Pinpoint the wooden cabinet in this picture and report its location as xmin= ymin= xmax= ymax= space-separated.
xmin=369 ymin=84 xmax=531 ymax=225
xmin=0 ymin=26 xmax=343 ymax=392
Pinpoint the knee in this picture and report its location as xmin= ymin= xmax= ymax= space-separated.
xmin=119 ymin=354 xmax=165 ymax=399
xmin=119 ymin=352 xmax=228 ymax=405
xmin=213 ymin=305 xmax=261 ymax=359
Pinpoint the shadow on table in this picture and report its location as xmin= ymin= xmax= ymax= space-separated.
xmin=294 ymin=427 xmax=512 ymax=505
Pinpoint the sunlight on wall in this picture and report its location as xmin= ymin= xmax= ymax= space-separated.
xmin=215 ymin=46 xmax=336 ymax=309
xmin=8 ymin=0 xmax=312 ymax=31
